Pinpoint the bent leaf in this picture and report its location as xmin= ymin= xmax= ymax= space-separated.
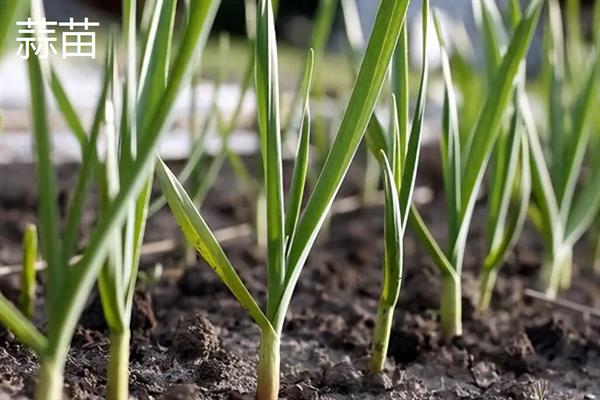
xmin=157 ymin=159 xmax=274 ymax=335
xmin=0 ymin=293 xmax=46 ymax=354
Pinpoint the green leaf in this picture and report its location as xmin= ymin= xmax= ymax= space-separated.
xmin=473 ymin=0 xmax=506 ymax=81
xmin=138 ymin=0 xmax=177 ymax=135
xmin=408 ymin=206 xmax=456 ymax=279
xmin=546 ymin=0 xmax=566 ymax=193
xmin=565 ymin=0 xmax=584 ymax=81
xmin=256 ymin=0 xmax=286 ymax=316
xmin=19 ymin=224 xmax=37 ymax=320
xmin=399 ymin=0 xmax=428 ymax=230
xmin=433 ymin=11 xmax=461 ymax=246
xmin=27 ymin=53 xmax=64 ymax=319
xmin=98 ymin=49 xmax=127 ymax=332
xmin=519 ymin=91 xmax=561 ymax=253
xmin=486 ymin=104 xmax=521 ymax=254
xmin=61 ymin=49 xmax=112 ymax=262
xmin=455 ymin=0 xmax=542 ymax=264
xmin=140 ymin=0 xmax=157 ymax=41
xmin=280 ymin=0 xmax=411 ymax=334
xmin=365 ymin=113 xmax=388 ymax=162
xmin=285 ymin=49 xmax=314 ymax=247
xmin=508 ymin=0 xmax=522 ymax=29
xmin=0 ymin=0 xmax=25 ymax=54
xmin=484 ymin=115 xmax=531 ymax=271
xmin=565 ymin=166 xmax=600 ymax=246
xmin=121 ymin=0 xmax=138 ymax=163
xmin=557 ymin=61 xmax=599 ymax=221
xmin=48 ymin=70 xmax=88 ymax=151
xmin=0 ymin=293 xmax=46 ymax=354
xmin=392 ymin=24 xmax=409 ymax=159
xmin=48 ymin=0 xmax=221 ymax=356
xmin=389 ymin=96 xmax=401 ymax=189
xmin=156 ymin=159 xmax=274 ymax=335
xmin=379 ymin=151 xmax=403 ymax=307
xmin=124 ymin=174 xmax=153 ymax=316
xmin=461 ymin=0 xmax=541 ymax=211
xmin=595 ymin=0 xmax=600 ymax=45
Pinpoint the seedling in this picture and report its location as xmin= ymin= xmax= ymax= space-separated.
xmin=0 ymin=1 xmax=219 ymax=398
xmin=158 ymin=0 xmax=411 ymax=397
xmin=368 ymin=0 xmax=429 ymax=373
xmin=261 ymin=0 xmax=339 ymax=248
xmin=478 ymin=106 xmax=531 ymax=312
xmin=99 ymin=1 xmax=219 ymax=398
xmin=365 ymin=1 xmax=542 ymax=340
xmin=525 ymin=0 xmax=600 ymax=297
xmin=472 ymin=1 xmax=532 ymax=313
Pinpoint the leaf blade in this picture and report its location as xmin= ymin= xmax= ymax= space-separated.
xmin=27 ymin=53 xmax=64 ymax=319
xmin=0 ymin=293 xmax=46 ymax=354
xmin=256 ymin=0 xmax=286 ymax=315
xmin=285 ymin=49 xmax=314 ymax=245
xmin=399 ymin=0 xmax=429 ymax=230
xmin=156 ymin=160 xmax=274 ymax=334
xmin=379 ymin=151 xmax=403 ymax=307
xmin=280 ymin=0 xmax=412 ymax=334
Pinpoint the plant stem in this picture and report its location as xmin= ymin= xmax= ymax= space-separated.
xmin=543 ymin=246 xmax=571 ymax=298
xmin=478 ymin=267 xmax=498 ymax=313
xmin=256 ymin=329 xmax=280 ymax=400
xmin=106 ymin=330 xmax=130 ymax=400
xmin=370 ymin=303 xmax=394 ymax=373
xmin=558 ymin=246 xmax=572 ymax=291
xmin=35 ymin=357 xmax=64 ymax=400
xmin=440 ymin=275 xmax=462 ymax=341
xmin=20 ymin=223 xmax=37 ymax=320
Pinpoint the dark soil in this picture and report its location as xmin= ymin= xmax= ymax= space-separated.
xmin=0 ymin=151 xmax=599 ymax=400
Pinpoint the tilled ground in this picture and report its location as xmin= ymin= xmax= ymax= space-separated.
xmin=0 ymin=158 xmax=598 ymax=400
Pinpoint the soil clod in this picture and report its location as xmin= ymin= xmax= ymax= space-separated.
xmin=173 ymin=313 xmax=219 ymax=361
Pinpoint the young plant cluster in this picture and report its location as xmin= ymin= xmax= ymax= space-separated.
xmin=0 ymin=0 xmax=220 ymax=398
xmin=0 ymin=0 xmax=598 ymax=399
